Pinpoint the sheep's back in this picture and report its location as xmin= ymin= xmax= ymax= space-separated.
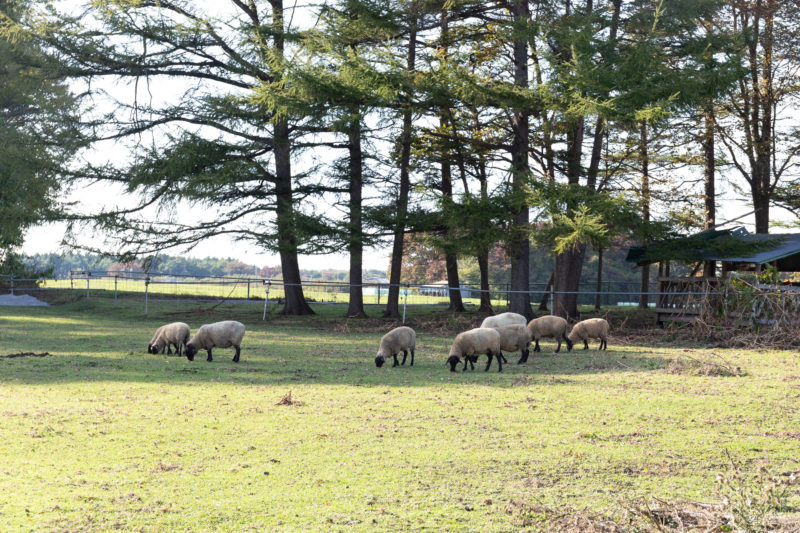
xmin=527 ymin=316 xmax=568 ymax=339
xmin=493 ymin=324 xmax=530 ymax=351
xmin=480 ymin=312 xmax=527 ymax=329
xmin=380 ymin=326 xmax=416 ymax=354
xmin=452 ymin=327 xmax=501 ymax=355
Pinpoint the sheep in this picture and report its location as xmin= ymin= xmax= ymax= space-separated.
xmin=493 ymin=324 xmax=532 ymax=364
xmin=446 ymin=327 xmax=506 ymax=373
xmin=375 ymin=326 xmax=416 ymax=368
xmin=147 ymin=322 xmax=190 ymax=356
xmin=184 ymin=320 xmax=245 ymax=362
xmin=523 ymin=316 xmax=573 ymax=361
xmin=480 ymin=312 xmax=527 ymax=329
xmin=567 ymin=318 xmax=610 ymax=351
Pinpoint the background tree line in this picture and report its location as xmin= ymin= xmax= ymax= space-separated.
xmin=2 ymin=0 xmax=799 ymax=318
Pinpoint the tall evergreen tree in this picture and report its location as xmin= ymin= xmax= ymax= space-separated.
xmin=0 ymin=0 xmax=79 ymax=267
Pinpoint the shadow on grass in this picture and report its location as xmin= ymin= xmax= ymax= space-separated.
xmin=0 ymin=349 xmax=671 ymax=386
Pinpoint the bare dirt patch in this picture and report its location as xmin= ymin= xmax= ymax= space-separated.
xmin=1 ymin=352 xmax=52 ymax=359
xmin=664 ymin=353 xmax=745 ymax=377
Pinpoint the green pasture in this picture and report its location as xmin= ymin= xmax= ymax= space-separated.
xmin=39 ymin=277 xmax=512 ymax=308
xmin=0 ymin=299 xmax=798 ymax=531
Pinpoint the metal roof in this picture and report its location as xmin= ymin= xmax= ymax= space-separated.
xmin=626 ymin=228 xmax=800 ymax=270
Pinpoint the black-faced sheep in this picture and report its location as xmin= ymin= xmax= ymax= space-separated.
xmin=375 ymin=326 xmax=416 ymax=368
xmin=480 ymin=312 xmax=527 ymax=329
xmin=446 ymin=327 xmax=506 ymax=372
xmin=185 ymin=320 xmax=245 ymax=362
xmin=147 ymin=322 xmax=190 ymax=356
xmin=523 ymin=316 xmax=573 ymax=361
xmin=567 ymin=318 xmax=609 ymax=350
xmin=493 ymin=324 xmax=532 ymax=364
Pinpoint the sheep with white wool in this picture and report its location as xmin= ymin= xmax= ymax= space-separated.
xmin=522 ymin=316 xmax=573 ymax=362
xmin=480 ymin=312 xmax=527 ymax=329
xmin=184 ymin=320 xmax=245 ymax=362
xmin=446 ymin=327 xmax=506 ymax=373
xmin=567 ymin=318 xmax=610 ymax=351
xmin=493 ymin=324 xmax=532 ymax=364
xmin=147 ymin=322 xmax=190 ymax=356
xmin=375 ymin=326 xmax=416 ymax=368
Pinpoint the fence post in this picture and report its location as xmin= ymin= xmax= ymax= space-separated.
xmin=402 ymin=283 xmax=409 ymax=324
xmin=10 ymin=276 xmax=13 ymax=296
xmin=145 ymin=277 xmax=150 ymax=315
xmin=86 ymin=273 xmax=90 ymax=299
xmin=377 ymin=284 xmax=381 ymax=306
xmin=247 ymin=280 xmax=250 ymax=300
xmin=70 ymin=273 xmax=74 ymax=301
xmin=114 ymin=275 xmax=118 ymax=305
xmin=262 ymin=280 xmax=271 ymax=320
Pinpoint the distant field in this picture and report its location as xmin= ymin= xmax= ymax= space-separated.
xmin=0 ymin=299 xmax=798 ymax=531
xmin=39 ymin=277 xmax=512 ymax=307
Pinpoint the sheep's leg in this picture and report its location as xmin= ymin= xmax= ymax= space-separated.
xmin=177 ymin=344 xmax=182 ymax=357
xmin=518 ymin=348 xmax=528 ymax=364
xmin=499 ymin=352 xmax=508 ymax=364
xmin=392 ymin=353 xmax=399 ymax=367
xmin=496 ymin=351 xmax=503 ymax=372
xmin=533 ymin=339 xmax=541 ymax=353
xmin=462 ymin=357 xmax=468 ymax=372
xmin=410 ymin=349 xmax=414 ymax=366
xmin=600 ymin=338 xmax=607 ymax=351
xmin=583 ymin=340 xmax=589 ymax=350
xmin=484 ymin=352 xmax=494 ymax=372
xmin=160 ymin=345 xmax=166 ymax=355
xmin=206 ymin=349 xmax=213 ymax=362
xmin=166 ymin=345 xmax=172 ymax=355
xmin=555 ymin=338 xmax=562 ymax=353
xmin=564 ymin=334 xmax=573 ymax=351
xmin=401 ymin=350 xmax=408 ymax=365
xmin=233 ymin=346 xmax=240 ymax=362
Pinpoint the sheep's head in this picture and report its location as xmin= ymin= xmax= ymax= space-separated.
xmin=565 ymin=337 xmax=574 ymax=351
xmin=374 ymin=353 xmax=386 ymax=368
xmin=147 ymin=343 xmax=157 ymax=354
xmin=184 ymin=343 xmax=197 ymax=361
xmin=446 ymin=355 xmax=461 ymax=372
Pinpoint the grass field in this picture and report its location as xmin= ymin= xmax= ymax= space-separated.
xmin=38 ymin=277 xmax=515 ymax=308
xmin=1 ymin=298 xmax=799 ymax=531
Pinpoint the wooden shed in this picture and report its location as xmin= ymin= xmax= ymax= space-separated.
xmin=625 ymin=228 xmax=800 ymax=324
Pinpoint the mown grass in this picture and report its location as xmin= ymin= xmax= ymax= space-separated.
xmin=0 ymin=299 xmax=798 ymax=531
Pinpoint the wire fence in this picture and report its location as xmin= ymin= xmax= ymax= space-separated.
xmin=2 ymin=269 xmax=665 ymax=316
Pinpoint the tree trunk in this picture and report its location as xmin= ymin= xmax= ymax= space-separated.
xmin=639 ymin=120 xmax=650 ymax=309
xmin=272 ymin=0 xmax=312 ymax=315
xmin=595 ymin=247 xmax=603 ymax=310
xmin=508 ymin=0 xmax=533 ymax=319
xmin=554 ymin=246 xmax=585 ymax=318
xmin=477 ymin=246 xmax=493 ymax=313
xmin=703 ymin=104 xmax=716 ymax=277
xmin=438 ymin=7 xmax=464 ymax=313
xmin=384 ymin=3 xmax=417 ymax=318
xmin=346 ymin=108 xmax=366 ymax=318
xmin=539 ymin=271 xmax=553 ymax=311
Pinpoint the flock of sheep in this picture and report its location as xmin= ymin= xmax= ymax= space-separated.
xmin=376 ymin=312 xmax=610 ymax=372
xmin=147 ymin=320 xmax=245 ymax=362
xmin=146 ymin=312 xmax=609 ymax=372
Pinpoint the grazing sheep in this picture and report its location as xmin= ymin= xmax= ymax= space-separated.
xmin=446 ymin=327 xmax=506 ymax=373
xmin=480 ymin=312 xmax=527 ymax=329
xmin=185 ymin=320 xmax=245 ymax=362
xmin=375 ymin=326 xmax=416 ymax=368
xmin=524 ymin=316 xmax=573 ymax=361
xmin=147 ymin=322 xmax=190 ymax=356
xmin=567 ymin=318 xmax=609 ymax=351
xmin=493 ymin=324 xmax=532 ymax=364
